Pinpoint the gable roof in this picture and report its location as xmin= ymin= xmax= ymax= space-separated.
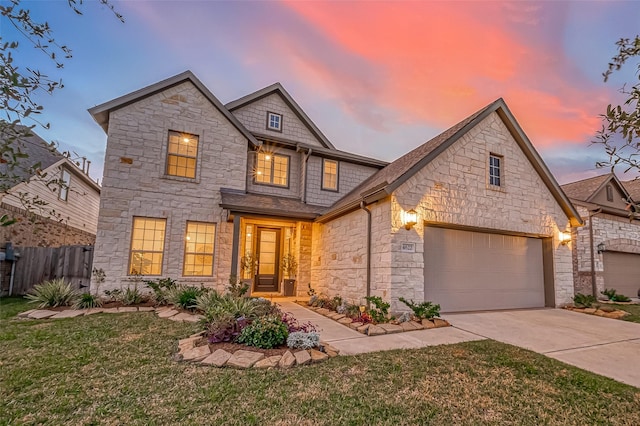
xmin=88 ymin=71 xmax=260 ymax=148
xmin=622 ymin=179 xmax=640 ymax=201
xmin=561 ymin=173 xmax=631 ymax=204
xmin=320 ymin=98 xmax=583 ymax=227
xmin=225 ymin=82 xmax=336 ymax=150
xmin=0 ymin=125 xmax=64 ymax=186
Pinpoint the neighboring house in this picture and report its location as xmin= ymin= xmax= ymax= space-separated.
xmin=0 ymin=128 xmax=101 ymax=247
xmin=89 ymin=71 xmax=582 ymax=312
xmin=561 ymin=174 xmax=640 ymax=299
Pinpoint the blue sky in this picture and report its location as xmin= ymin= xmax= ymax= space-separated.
xmin=3 ymin=0 xmax=640 ymax=184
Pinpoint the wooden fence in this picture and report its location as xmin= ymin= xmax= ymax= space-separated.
xmin=6 ymin=245 xmax=94 ymax=295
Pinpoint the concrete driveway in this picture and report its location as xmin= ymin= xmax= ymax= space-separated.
xmin=447 ymin=308 xmax=640 ymax=388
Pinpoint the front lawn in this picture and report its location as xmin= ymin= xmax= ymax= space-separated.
xmin=610 ymin=302 xmax=640 ymax=323
xmin=1 ymin=297 xmax=639 ymax=425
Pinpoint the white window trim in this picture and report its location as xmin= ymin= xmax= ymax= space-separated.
xmin=266 ymin=111 xmax=283 ymax=132
xmin=321 ymin=158 xmax=339 ymax=192
xmin=59 ymin=169 xmax=71 ymax=201
xmin=488 ymin=153 xmax=503 ymax=188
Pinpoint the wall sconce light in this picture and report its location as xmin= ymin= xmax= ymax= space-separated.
xmin=402 ymin=209 xmax=418 ymax=230
xmin=597 ymin=242 xmax=606 ymax=254
xmin=559 ymin=231 xmax=571 ymax=245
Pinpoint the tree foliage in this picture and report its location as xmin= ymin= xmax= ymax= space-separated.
xmin=0 ymin=0 xmax=122 ymax=225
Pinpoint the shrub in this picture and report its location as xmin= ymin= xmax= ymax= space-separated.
xmin=25 ymin=278 xmax=78 ymax=308
xmin=398 ymin=297 xmax=441 ymax=320
xmin=120 ymin=285 xmax=144 ymax=305
xmin=167 ymin=285 xmax=207 ymax=310
xmin=252 ymin=297 xmax=281 ymax=318
xmin=206 ymin=314 xmax=249 ymax=343
xmin=145 ymin=277 xmax=177 ymax=305
xmin=193 ymin=291 xmax=223 ymax=313
xmin=307 ymin=283 xmax=316 ymax=297
xmin=74 ymin=293 xmax=103 ymax=309
xmin=365 ymin=296 xmax=391 ymax=323
xmin=237 ymin=316 xmax=288 ymax=349
xmin=281 ymin=311 xmax=319 ymax=333
xmin=227 ymin=275 xmax=249 ymax=298
xmin=287 ymin=331 xmax=320 ymax=350
xmin=104 ymin=289 xmax=122 ymax=302
xmin=601 ymin=288 xmax=631 ymax=302
xmin=573 ymin=293 xmax=597 ymax=308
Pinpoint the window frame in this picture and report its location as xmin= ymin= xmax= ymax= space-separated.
xmin=128 ymin=217 xmax=167 ymax=276
xmin=254 ymin=152 xmax=290 ymax=188
xmin=606 ymin=184 xmax=614 ymax=202
xmin=165 ymin=130 xmax=199 ymax=179
xmin=59 ymin=169 xmax=71 ymax=201
xmin=321 ymin=158 xmax=339 ymax=192
xmin=488 ymin=153 xmax=503 ymax=188
xmin=183 ymin=221 xmax=216 ymax=277
xmin=266 ymin=111 xmax=283 ymax=132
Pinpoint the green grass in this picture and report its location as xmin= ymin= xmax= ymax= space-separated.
xmin=1 ymin=297 xmax=639 ymax=425
xmin=610 ymin=303 xmax=640 ymax=323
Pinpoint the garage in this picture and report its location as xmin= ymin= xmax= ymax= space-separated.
xmin=424 ymin=227 xmax=546 ymax=312
xmin=603 ymin=251 xmax=640 ymax=299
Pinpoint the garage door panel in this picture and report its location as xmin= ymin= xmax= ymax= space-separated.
xmin=424 ymin=227 xmax=545 ymax=312
xmin=603 ymin=252 xmax=640 ymax=298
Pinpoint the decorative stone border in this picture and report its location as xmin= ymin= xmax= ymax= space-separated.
xmin=175 ymin=333 xmax=340 ymax=369
xmin=306 ymin=306 xmax=451 ymax=335
xmin=565 ymin=306 xmax=630 ymax=320
xmin=16 ymin=305 xmax=204 ymax=323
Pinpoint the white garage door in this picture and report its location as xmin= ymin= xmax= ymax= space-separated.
xmin=603 ymin=252 xmax=640 ymax=299
xmin=424 ymin=227 xmax=545 ymax=312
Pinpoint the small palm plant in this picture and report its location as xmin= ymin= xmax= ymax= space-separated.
xmin=26 ymin=278 xmax=78 ymax=308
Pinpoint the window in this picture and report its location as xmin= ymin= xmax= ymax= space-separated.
xmin=606 ymin=184 xmax=614 ymax=202
xmin=59 ymin=169 xmax=71 ymax=201
xmin=129 ymin=217 xmax=166 ymax=275
xmin=266 ymin=112 xmax=282 ymax=132
xmin=184 ymin=221 xmax=216 ymax=276
xmin=255 ymin=152 xmax=289 ymax=186
xmin=489 ymin=154 xmax=502 ymax=187
xmin=322 ymin=159 xmax=338 ymax=191
xmin=166 ymin=131 xmax=198 ymax=178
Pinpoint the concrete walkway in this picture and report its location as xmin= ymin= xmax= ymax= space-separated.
xmin=447 ymin=308 xmax=640 ymax=388
xmin=278 ymin=301 xmax=483 ymax=355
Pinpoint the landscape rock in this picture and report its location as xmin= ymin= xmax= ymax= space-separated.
xmin=593 ymin=309 xmax=606 ymax=317
xmin=101 ymin=308 xmax=120 ymax=314
xmin=157 ymin=309 xmax=179 ymax=318
xmin=379 ymin=324 xmax=403 ymax=334
xmin=293 ymin=350 xmax=311 ymax=366
xmin=84 ymin=308 xmax=104 ymax=315
xmin=337 ymin=317 xmax=352 ymax=325
xmin=182 ymin=345 xmax=211 ymax=362
xmin=170 ymin=312 xmax=200 ymax=322
xmin=227 ymin=350 xmax=265 ymax=369
xmin=178 ymin=336 xmax=200 ymax=352
xmin=603 ymin=310 xmax=628 ymax=319
xmin=433 ymin=318 xmax=450 ymax=328
xmin=254 ymin=355 xmax=282 ymax=369
xmin=584 ymin=308 xmax=597 ymax=314
xmin=317 ymin=308 xmax=331 ymax=315
xmin=400 ymin=321 xmax=420 ymax=332
xmin=367 ymin=325 xmax=386 ymax=336
xmin=27 ymin=310 xmax=57 ymax=319
xmin=17 ymin=309 xmax=37 ymax=318
xmin=118 ymin=307 xmax=138 ymax=313
xmin=50 ymin=310 xmax=85 ymax=319
xmin=357 ymin=324 xmax=371 ymax=333
xmin=201 ymin=350 xmax=232 ymax=367
xmin=422 ymin=319 xmax=436 ymax=329
xmin=309 ymin=349 xmax=328 ymax=363
xmin=138 ymin=307 xmax=155 ymax=312
xmin=279 ymin=351 xmax=296 ymax=369
xmin=349 ymin=322 xmax=363 ymax=330
xmin=325 ymin=349 xmax=339 ymax=358
xmin=410 ymin=321 xmax=425 ymax=330
xmin=321 ymin=343 xmax=339 ymax=354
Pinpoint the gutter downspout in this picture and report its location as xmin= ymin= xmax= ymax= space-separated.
xmin=300 ymin=147 xmax=312 ymax=204
xmin=359 ymin=201 xmax=372 ymax=302
xmin=588 ymin=208 xmax=603 ymax=297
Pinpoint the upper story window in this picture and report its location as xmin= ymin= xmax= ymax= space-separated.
xmin=266 ymin=112 xmax=283 ymax=132
xmin=322 ymin=159 xmax=338 ymax=191
xmin=184 ymin=221 xmax=216 ymax=276
xmin=255 ymin=152 xmax=289 ymax=187
xmin=129 ymin=217 xmax=166 ymax=275
xmin=489 ymin=154 xmax=502 ymax=187
xmin=166 ymin=131 xmax=198 ymax=179
xmin=606 ymin=184 xmax=614 ymax=202
xmin=59 ymin=169 xmax=71 ymax=201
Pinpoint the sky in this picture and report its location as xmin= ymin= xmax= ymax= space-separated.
xmin=3 ymin=0 xmax=640 ymax=185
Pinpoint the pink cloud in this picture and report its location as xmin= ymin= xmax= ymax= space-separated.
xmin=280 ymin=1 xmax=609 ymax=146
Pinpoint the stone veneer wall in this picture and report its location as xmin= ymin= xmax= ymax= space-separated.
xmin=92 ymin=82 xmax=248 ymax=293
xmin=390 ymin=112 xmax=574 ymax=311
xmin=572 ymin=204 xmax=640 ymax=295
xmin=0 ymin=203 xmax=95 ymax=247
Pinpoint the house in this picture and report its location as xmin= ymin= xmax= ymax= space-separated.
xmin=561 ymin=174 xmax=640 ymax=299
xmin=0 ymin=127 xmax=101 ymax=247
xmin=89 ymin=71 xmax=582 ymax=312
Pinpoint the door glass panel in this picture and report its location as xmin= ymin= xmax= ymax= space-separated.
xmin=258 ymin=230 xmax=277 ymax=275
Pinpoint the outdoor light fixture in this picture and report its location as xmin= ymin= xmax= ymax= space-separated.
xmin=402 ymin=209 xmax=418 ymax=230
xmin=597 ymin=242 xmax=606 ymax=254
xmin=559 ymin=231 xmax=571 ymax=245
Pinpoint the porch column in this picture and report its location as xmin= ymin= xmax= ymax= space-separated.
xmin=230 ymin=214 xmax=241 ymax=278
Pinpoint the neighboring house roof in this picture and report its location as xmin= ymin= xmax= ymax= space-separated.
xmin=321 ymin=98 xmax=583 ymax=227
xmin=88 ymin=71 xmax=261 ymax=148
xmin=225 ymin=82 xmax=336 ymax=150
xmin=220 ymin=188 xmax=326 ymax=220
xmin=0 ymin=125 xmax=64 ymax=186
xmin=560 ymin=174 xmax=611 ymax=202
xmin=622 ymin=179 xmax=640 ymax=201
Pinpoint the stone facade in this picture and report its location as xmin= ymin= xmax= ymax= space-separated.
xmin=572 ymin=204 xmax=640 ymax=295
xmin=93 ymin=82 xmax=248 ymax=292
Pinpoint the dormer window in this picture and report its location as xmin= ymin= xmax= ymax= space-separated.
xmin=267 ymin=112 xmax=283 ymax=132
xmin=489 ymin=154 xmax=502 ymax=187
